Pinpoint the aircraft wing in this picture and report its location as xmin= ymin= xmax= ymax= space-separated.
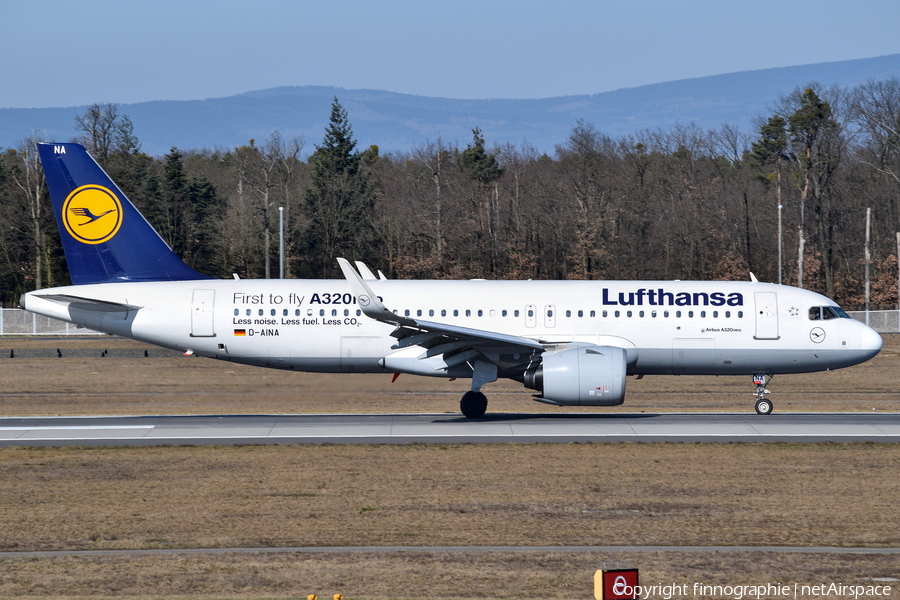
xmin=337 ymin=258 xmax=542 ymax=374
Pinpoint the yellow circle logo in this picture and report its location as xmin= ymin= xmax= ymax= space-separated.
xmin=62 ymin=185 xmax=123 ymax=244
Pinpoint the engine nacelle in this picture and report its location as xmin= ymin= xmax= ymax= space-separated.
xmin=524 ymin=345 xmax=627 ymax=406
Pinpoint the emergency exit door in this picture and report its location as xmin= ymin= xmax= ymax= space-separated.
xmin=191 ymin=289 xmax=216 ymax=337
xmin=754 ymin=292 xmax=779 ymax=340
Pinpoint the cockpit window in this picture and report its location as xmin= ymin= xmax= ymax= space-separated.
xmin=809 ymin=305 xmax=850 ymax=320
xmin=827 ymin=306 xmax=850 ymax=319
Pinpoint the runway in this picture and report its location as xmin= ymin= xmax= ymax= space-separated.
xmin=1 ymin=412 xmax=899 ymax=446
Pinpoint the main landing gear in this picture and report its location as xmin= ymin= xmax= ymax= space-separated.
xmin=460 ymin=391 xmax=488 ymax=418
xmin=459 ymin=360 xmax=496 ymax=418
xmin=753 ymin=373 xmax=773 ymax=415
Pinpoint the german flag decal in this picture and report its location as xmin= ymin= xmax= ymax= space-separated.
xmin=234 ymin=329 xmax=246 ymax=336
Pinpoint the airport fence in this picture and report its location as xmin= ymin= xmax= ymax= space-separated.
xmin=847 ymin=310 xmax=900 ymax=333
xmin=0 ymin=308 xmax=104 ymax=336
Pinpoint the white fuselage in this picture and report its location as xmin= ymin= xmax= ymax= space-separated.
xmin=23 ymin=278 xmax=882 ymax=378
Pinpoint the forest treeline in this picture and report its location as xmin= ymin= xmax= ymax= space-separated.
xmin=2 ymin=79 xmax=900 ymax=310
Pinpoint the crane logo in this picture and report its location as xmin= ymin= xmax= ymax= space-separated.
xmin=62 ymin=185 xmax=123 ymax=244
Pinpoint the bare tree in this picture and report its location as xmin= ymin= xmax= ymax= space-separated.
xmin=11 ymin=129 xmax=48 ymax=289
xmin=413 ymin=138 xmax=452 ymax=273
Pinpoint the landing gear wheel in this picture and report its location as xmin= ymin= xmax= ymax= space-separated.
xmin=755 ymin=398 xmax=773 ymax=415
xmin=752 ymin=373 xmax=773 ymax=415
xmin=460 ymin=391 xmax=488 ymax=418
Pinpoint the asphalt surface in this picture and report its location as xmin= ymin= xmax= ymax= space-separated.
xmin=1 ymin=412 xmax=898 ymax=446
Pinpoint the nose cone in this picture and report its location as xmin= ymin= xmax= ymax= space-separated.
xmin=861 ymin=325 xmax=883 ymax=359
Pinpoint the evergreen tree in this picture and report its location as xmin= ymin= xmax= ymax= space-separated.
xmin=459 ymin=128 xmax=504 ymax=274
xmin=302 ymin=97 xmax=376 ymax=277
xmin=187 ymin=175 xmax=224 ymax=276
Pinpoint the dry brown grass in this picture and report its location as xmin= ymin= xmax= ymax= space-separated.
xmin=1 ymin=335 xmax=899 ymax=416
xmin=0 ymin=443 xmax=899 ymax=598
xmin=1 ymin=444 xmax=898 ymax=551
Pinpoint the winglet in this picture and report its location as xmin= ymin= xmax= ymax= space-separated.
xmin=354 ymin=261 xmax=378 ymax=280
xmin=337 ymin=258 xmax=415 ymax=327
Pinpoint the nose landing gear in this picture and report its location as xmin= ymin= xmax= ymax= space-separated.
xmin=753 ymin=374 xmax=773 ymax=415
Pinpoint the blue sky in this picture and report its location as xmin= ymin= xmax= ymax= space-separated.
xmin=4 ymin=0 xmax=900 ymax=109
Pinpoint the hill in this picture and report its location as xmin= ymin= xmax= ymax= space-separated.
xmin=3 ymin=54 xmax=900 ymax=156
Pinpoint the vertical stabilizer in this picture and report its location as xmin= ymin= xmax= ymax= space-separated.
xmin=38 ymin=143 xmax=210 ymax=284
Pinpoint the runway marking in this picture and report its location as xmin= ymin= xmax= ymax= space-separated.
xmin=0 ymin=425 xmax=154 ymax=431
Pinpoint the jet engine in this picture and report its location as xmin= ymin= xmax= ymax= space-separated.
xmin=523 ymin=345 xmax=627 ymax=406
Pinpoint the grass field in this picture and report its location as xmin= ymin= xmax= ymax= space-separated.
xmin=1 ymin=444 xmax=899 ymax=598
xmin=1 ymin=336 xmax=898 ymax=598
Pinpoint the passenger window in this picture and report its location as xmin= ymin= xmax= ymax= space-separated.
xmin=651 ymin=311 xmax=657 ymax=318
xmin=234 ymin=309 xmax=239 ymax=316
xmin=441 ymin=309 xmax=447 ymax=317
xmin=676 ymin=311 xmax=681 ymax=318
xmin=344 ymin=309 xmax=349 ymax=317
xmin=603 ymin=310 xmax=608 ymax=317
xmin=417 ymin=309 xmax=422 ymax=317
xmin=664 ymin=310 xmax=669 ymax=317
xmin=246 ymin=309 xmax=251 ymax=316
xmin=712 ymin=311 xmax=718 ymax=318
xmin=453 ymin=309 xmax=459 ymax=317
xmin=405 ymin=309 xmax=410 ymax=317
xmin=284 ymin=309 xmax=289 ymax=316
xmin=331 ymin=309 xmax=337 ymax=317
xmin=639 ymin=310 xmax=644 ymax=318
xmin=466 ymin=309 xmax=471 ymax=317
xmin=738 ymin=311 xmax=743 ymax=318
xmin=307 ymin=309 xmax=313 ymax=316
xmin=627 ymin=310 xmax=633 ymax=317
xmin=565 ymin=310 xmax=571 ymax=317
xmin=590 ymin=310 xmax=595 ymax=317
xmin=259 ymin=309 xmax=264 ymax=316
xmin=502 ymin=310 xmax=507 ymax=317
xmin=429 ymin=309 xmax=434 ymax=317
xmin=356 ymin=310 xmax=361 ymax=316
xmin=614 ymin=310 xmax=620 ymax=318
xmin=527 ymin=309 xmax=533 ymax=317
xmin=725 ymin=311 xmax=730 ymax=318
xmin=319 ymin=309 xmax=325 ymax=316
xmin=809 ymin=307 xmax=821 ymax=320
xmin=547 ymin=309 xmax=553 ymax=317
xmin=578 ymin=310 xmax=583 ymax=317
xmin=700 ymin=311 xmax=706 ymax=318
xmin=514 ymin=310 xmax=520 ymax=317
xmin=477 ymin=310 xmax=483 ymax=317
xmin=296 ymin=309 xmax=301 ymax=316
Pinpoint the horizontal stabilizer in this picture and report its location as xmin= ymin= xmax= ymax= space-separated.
xmin=30 ymin=294 xmax=142 ymax=312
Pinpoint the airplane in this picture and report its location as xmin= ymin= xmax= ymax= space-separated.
xmin=21 ymin=143 xmax=883 ymax=418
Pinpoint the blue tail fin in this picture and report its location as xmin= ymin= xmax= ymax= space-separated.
xmin=38 ymin=143 xmax=211 ymax=284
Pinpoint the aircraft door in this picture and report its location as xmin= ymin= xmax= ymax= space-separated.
xmin=525 ymin=305 xmax=536 ymax=328
xmin=544 ymin=305 xmax=556 ymax=328
xmin=754 ymin=292 xmax=779 ymax=340
xmin=190 ymin=289 xmax=216 ymax=337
